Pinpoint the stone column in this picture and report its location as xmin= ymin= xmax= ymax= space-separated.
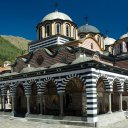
xmin=40 ymin=94 xmax=43 ymax=115
xmin=108 ymin=92 xmax=112 ymax=113
xmin=119 ymin=93 xmax=123 ymax=111
xmin=11 ymin=96 xmax=15 ymax=116
xmin=3 ymin=95 xmax=5 ymax=111
xmin=82 ymin=91 xmax=87 ymax=116
xmin=26 ymin=95 xmax=30 ymax=116
xmin=59 ymin=93 xmax=63 ymax=116
xmin=1 ymin=96 xmax=3 ymax=110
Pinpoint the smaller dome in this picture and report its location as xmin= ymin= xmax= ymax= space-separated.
xmin=42 ymin=11 xmax=72 ymax=22
xmin=104 ymin=37 xmax=116 ymax=45
xmin=119 ymin=33 xmax=128 ymax=39
xmin=78 ymin=24 xmax=100 ymax=34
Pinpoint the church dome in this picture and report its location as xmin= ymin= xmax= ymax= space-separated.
xmin=78 ymin=24 xmax=100 ymax=33
xmin=42 ymin=11 xmax=72 ymax=22
xmin=104 ymin=37 xmax=116 ymax=45
xmin=119 ymin=33 xmax=128 ymax=39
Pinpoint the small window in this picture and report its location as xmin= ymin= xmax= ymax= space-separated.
xmin=91 ymin=43 xmax=93 ymax=49
xmin=80 ymin=34 xmax=84 ymax=38
xmin=66 ymin=24 xmax=70 ymax=37
xmin=56 ymin=23 xmax=61 ymax=34
xmin=45 ymin=23 xmax=50 ymax=37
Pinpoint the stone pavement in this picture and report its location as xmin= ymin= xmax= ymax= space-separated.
xmin=0 ymin=114 xmax=128 ymax=128
xmin=103 ymin=119 xmax=128 ymax=128
xmin=0 ymin=116 xmax=93 ymax=128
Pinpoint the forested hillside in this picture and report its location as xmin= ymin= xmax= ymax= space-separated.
xmin=1 ymin=35 xmax=30 ymax=51
xmin=0 ymin=36 xmax=28 ymax=66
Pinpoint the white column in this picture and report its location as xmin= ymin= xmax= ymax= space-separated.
xmin=119 ymin=93 xmax=123 ymax=111
xmin=11 ymin=96 xmax=15 ymax=116
xmin=59 ymin=93 xmax=63 ymax=116
xmin=3 ymin=95 xmax=5 ymax=111
xmin=0 ymin=96 xmax=3 ymax=110
xmin=108 ymin=92 xmax=112 ymax=113
xmin=26 ymin=95 xmax=30 ymax=116
xmin=7 ymin=90 xmax=10 ymax=105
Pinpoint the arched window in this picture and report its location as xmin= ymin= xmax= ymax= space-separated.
xmin=56 ymin=22 xmax=61 ymax=34
xmin=117 ymin=45 xmax=120 ymax=54
xmin=120 ymin=43 xmax=122 ymax=54
xmin=45 ymin=23 xmax=50 ymax=37
xmin=97 ymin=35 xmax=101 ymax=45
xmin=66 ymin=24 xmax=70 ymax=37
xmin=39 ymin=27 xmax=42 ymax=40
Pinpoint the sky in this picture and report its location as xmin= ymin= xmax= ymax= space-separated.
xmin=0 ymin=0 xmax=128 ymax=40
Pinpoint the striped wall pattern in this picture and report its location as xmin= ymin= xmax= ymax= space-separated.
xmin=102 ymin=77 xmax=111 ymax=91
xmin=0 ymin=70 xmax=127 ymax=95
xmin=125 ymin=83 xmax=128 ymax=91
xmin=113 ymin=78 xmax=123 ymax=92
xmin=29 ymin=36 xmax=69 ymax=52
xmin=37 ymin=82 xmax=44 ymax=95
xmin=1 ymin=84 xmax=7 ymax=96
xmin=38 ymin=77 xmax=58 ymax=94
xmin=25 ymin=79 xmax=38 ymax=95
xmin=9 ymin=85 xmax=15 ymax=96
xmin=59 ymin=73 xmax=86 ymax=93
xmin=14 ymin=47 xmax=76 ymax=73
xmin=24 ymin=82 xmax=32 ymax=95
xmin=124 ymin=81 xmax=128 ymax=91
xmin=1 ymin=67 xmax=128 ymax=124
xmin=96 ymin=75 xmax=111 ymax=92
xmin=84 ymin=69 xmax=98 ymax=123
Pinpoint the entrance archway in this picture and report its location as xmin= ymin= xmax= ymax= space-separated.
xmin=112 ymin=82 xmax=119 ymax=112
xmin=30 ymin=82 xmax=38 ymax=114
xmin=97 ymin=78 xmax=108 ymax=114
xmin=44 ymin=80 xmax=59 ymax=115
xmin=64 ymin=77 xmax=83 ymax=116
xmin=15 ymin=84 xmax=27 ymax=116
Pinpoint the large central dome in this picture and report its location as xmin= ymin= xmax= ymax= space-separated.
xmin=42 ymin=11 xmax=72 ymax=22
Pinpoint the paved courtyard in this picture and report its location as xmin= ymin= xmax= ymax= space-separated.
xmin=0 ymin=115 xmax=128 ymax=128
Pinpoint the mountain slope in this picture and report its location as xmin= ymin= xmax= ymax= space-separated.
xmin=0 ymin=36 xmax=28 ymax=66
xmin=1 ymin=35 xmax=30 ymax=51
